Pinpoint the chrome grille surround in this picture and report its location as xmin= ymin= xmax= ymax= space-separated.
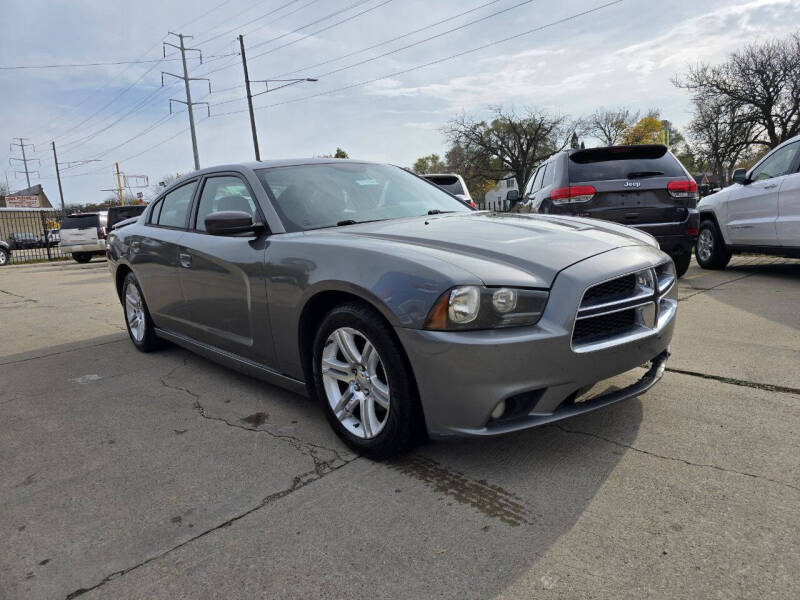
xmin=572 ymin=261 xmax=676 ymax=353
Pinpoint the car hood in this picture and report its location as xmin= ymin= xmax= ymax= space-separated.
xmin=340 ymin=212 xmax=658 ymax=288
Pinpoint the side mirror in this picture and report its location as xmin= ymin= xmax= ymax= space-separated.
xmin=205 ymin=211 xmax=264 ymax=235
xmin=732 ymin=168 xmax=748 ymax=185
xmin=506 ymin=189 xmax=519 ymax=202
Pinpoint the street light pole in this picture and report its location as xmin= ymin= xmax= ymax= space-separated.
xmin=239 ymin=35 xmax=260 ymax=162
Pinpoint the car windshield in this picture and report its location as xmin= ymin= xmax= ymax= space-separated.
xmin=256 ymin=162 xmax=470 ymax=232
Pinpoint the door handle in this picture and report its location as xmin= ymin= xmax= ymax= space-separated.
xmin=763 ymin=183 xmax=779 ymax=189
xmin=179 ymin=252 xmax=192 ymax=268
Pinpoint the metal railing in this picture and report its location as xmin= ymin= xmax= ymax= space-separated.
xmin=0 ymin=208 xmax=69 ymax=264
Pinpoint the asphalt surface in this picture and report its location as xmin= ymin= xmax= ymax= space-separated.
xmin=1 ymin=255 xmax=799 ymax=599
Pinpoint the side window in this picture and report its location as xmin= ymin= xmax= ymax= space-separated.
xmin=543 ymin=161 xmax=555 ymax=187
xmin=195 ymin=176 xmax=259 ymax=232
xmin=157 ymin=182 xmax=197 ymax=228
xmin=525 ymin=169 xmax=540 ymax=196
xmin=532 ymin=166 xmax=545 ymax=192
xmin=751 ymin=142 xmax=799 ymax=182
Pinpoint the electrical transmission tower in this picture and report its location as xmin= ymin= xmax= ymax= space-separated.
xmin=162 ymin=32 xmax=210 ymax=171
xmin=9 ymin=138 xmax=39 ymax=188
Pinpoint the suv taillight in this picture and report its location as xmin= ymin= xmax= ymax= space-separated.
xmin=97 ymin=227 xmax=106 ymax=240
xmin=551 ymin=185 xmax=596 ymax=204
xmin=667 ymin=180 xmax=698 ymax=199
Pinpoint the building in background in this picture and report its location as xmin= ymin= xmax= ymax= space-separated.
xmin=0 ymin=184 xmax=53 ymax=208
xmin=482 ymin=174 xmax=518 ymax=211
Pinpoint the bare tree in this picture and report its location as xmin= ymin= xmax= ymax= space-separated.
xmin=443 ymin=106 xmax=575 ymax=194
xmin=586 ymin=107 xmax=640 ymax=146
xmin=686 ymin=98 xmax=754 ymax=186
xmin=675 ymin=33 xmax=800 ymax=149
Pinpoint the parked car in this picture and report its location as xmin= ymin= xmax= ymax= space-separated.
xmin=521 ymin=145 xmax=699 ymax=277
xmin=695 ymin=135 xmax=800 ymax=269
xmin=0 ymin=240 xmax=10 ymax=266
xmin=107 ymin=204 xmax=147 ymax=230
xmin=107 ymin=159 xmax=676 ymax=458
xmin=422 ymin=173 xmax=477 ymax=208
xmin=40 ymin=228 xmax=60 ymax=247
xmin=59 ymin=212 xmax=108 ymax=263
xmin=7 ymin=232 xmax=42 ymax=250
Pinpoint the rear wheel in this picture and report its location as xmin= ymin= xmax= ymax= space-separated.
xmin=0 ymin=248 xmax=8 ymax=266
xmin=671 ymin=252 xmax=691 ymax=278
xmin=73 ymin=253 xmax=92 ymax=264
xmin=312 ymin=302 xmax=420 ymax=459
xmin=695 ymin=220 xmax=731 ymax=270
xmin=122 ymin=272 xmax=161 ymax=352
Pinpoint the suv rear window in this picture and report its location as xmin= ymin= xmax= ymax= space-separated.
xmin=61 ymin=214 xmax=100 ymax=230
xmin=568 ymin=145 xmax=684 ymax=182
xmin=108 ymin=205 xmax=146 ymax=229
xmin=424 ymin=175 xmax=464 ymax=195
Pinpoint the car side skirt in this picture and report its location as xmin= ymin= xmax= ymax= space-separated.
xmin=728 ymin=245 xmax=800 ymax=258
xmin=155 ymin=328 xmax=308 ymax=397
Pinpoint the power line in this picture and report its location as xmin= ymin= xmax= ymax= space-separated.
xmin=210 ymin=0 xmax=534 ymax=108
xmin=194 ymin=0 xmax=309 ymax=48
xmin=213 ymin=0 xmax=625 ymax=118
xmin=0 ymin=53 xmax=234 ymax=70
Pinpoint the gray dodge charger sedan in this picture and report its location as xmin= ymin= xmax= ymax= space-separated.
xmin=107 ymin=159 xmax=676 ymax=458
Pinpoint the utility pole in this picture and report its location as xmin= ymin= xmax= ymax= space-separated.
xmin=236 ymin=35 xmax=317 ymax=162
xmin=239 ymin=35 xmax=260 ymax=162
xmin=9 ymin=138 xmax=38 ymax=188
xmin=115 ymin=162 xmax=124 ymax=206
xmin=162 ymin=33 xmax=209 ymax=171
xmin=51 ymin=141 xmax=66 ymax=211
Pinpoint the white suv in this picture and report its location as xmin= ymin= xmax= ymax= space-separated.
xmin=696 ymin=135 xmax=800 ymax=269
xmin=59 ymin=212 xmax=108 ymax=263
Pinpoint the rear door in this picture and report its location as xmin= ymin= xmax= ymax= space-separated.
xmin=565 ymin=146 xmax=692 ymax=228
xmin=60 ymin=214 xmax=100 ymax=248
xmin=178 ymin=173 xmax=275 ymax=365
xmin=776 ymin=144 xmax=800 ymax=246
xmin=128 ymin=180 xmax=197 ymax=334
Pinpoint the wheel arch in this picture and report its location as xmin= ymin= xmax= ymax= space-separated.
xmin=699 ymin=209 xmax=730 ymax=246
xmin=114 ymin=262 xmax=133 ymax=304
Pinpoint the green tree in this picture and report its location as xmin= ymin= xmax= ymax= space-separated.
xmin=412 ymin=153 xmax=447 ymax=174
xmin=319 ymin=148 xmax=349 ymax=158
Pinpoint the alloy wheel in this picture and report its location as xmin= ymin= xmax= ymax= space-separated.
xmin=125 ymin=283 xmax=146 ymax=343
xmin=697 ymin=228 xmax=714 ymax=262
xmin=321 ymin=327 xmax=390 ymax=439
xmin=0 ymin=251 xmax=7 ymax=266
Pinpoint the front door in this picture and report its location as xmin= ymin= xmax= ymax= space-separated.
xmin=129 ymin=180 xmax=197 ymax=334
xmin=726 ymin=141 xmax=799 ymax=246
xmin=177 ymin=174 xmax=275 ymax=366
xmin=776 ymin=150 xmax=800 ymax=247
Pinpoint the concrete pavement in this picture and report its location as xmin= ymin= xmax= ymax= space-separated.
xmin=1 ymin=255 xmax=799 ymax=599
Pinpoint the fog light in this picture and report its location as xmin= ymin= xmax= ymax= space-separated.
xmin=490 ymin=400 xmax=506 ymax=420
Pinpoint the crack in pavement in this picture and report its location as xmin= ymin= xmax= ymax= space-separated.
xmin=0 ymin=337 xmax=127 ymax=366
xmin=666 ymin=367 xmax=800 ymax=396
xmin=555 ymin=424 xmax=800 ymax=494
xmin=678 ymin=272 xmax=754 ymax=302
xmin=0 ymin=288 xmax=37 ymax=302
xmin=66 ymin=359 xmax=358 ymax=599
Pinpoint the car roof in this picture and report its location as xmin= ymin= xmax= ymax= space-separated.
xmin=162 ymin=159 xmax=388 ymax=193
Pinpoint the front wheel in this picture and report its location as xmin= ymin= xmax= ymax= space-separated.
xmin=695 ymin=220 xmax=731 ymax=270
xmin=312 ymin=303 xmax=420 ymax=459
xmin=73 ymin=253 xmax=92 ymax=264
xmin=0 ymin=248 xmax=8 ymax=266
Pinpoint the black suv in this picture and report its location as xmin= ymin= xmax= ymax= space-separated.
xmin=521 ymin=145 xmax=699 ymax=276
xmin=107 ymin=204 xmax=147 ymax=230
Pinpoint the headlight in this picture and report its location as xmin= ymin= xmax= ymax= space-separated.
xmin=425 ymin=285 xmax=548 ymax=330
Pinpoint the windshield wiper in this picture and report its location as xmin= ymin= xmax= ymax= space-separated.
xmin=426 ymin=209 xmax=455 ymax=215
xmin=627 ymin=171 xmax=664 ymax=179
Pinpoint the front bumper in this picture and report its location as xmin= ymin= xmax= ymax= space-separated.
xmin=396 ymin=245 xmax=676 ymax=438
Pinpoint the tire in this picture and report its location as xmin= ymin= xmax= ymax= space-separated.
xmin=671 ymin=252 xmax=691 ymax=278
xmin=0 ymin=248 xmax=9 ymax=266
xmin=122 ymin=272 xmax=161 ymax=352
xmin=695 ymin=219 xmax=731 ymax=270
xmin=311 ymin=302 xmax=420 ymax=459
xmin=538 ymin=200 xmax=552 ymax=214
xmin=73 ymin=253 xmax=92 ymax=264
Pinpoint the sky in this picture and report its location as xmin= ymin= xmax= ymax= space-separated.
xmin=1 ymin=0 xmax=798 ymax=206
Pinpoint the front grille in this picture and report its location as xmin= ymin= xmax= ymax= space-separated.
xmin=581 ymin=273 xmax=636 ymax=306
xmin=573 ymin=308 xmax=637 ymax=343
